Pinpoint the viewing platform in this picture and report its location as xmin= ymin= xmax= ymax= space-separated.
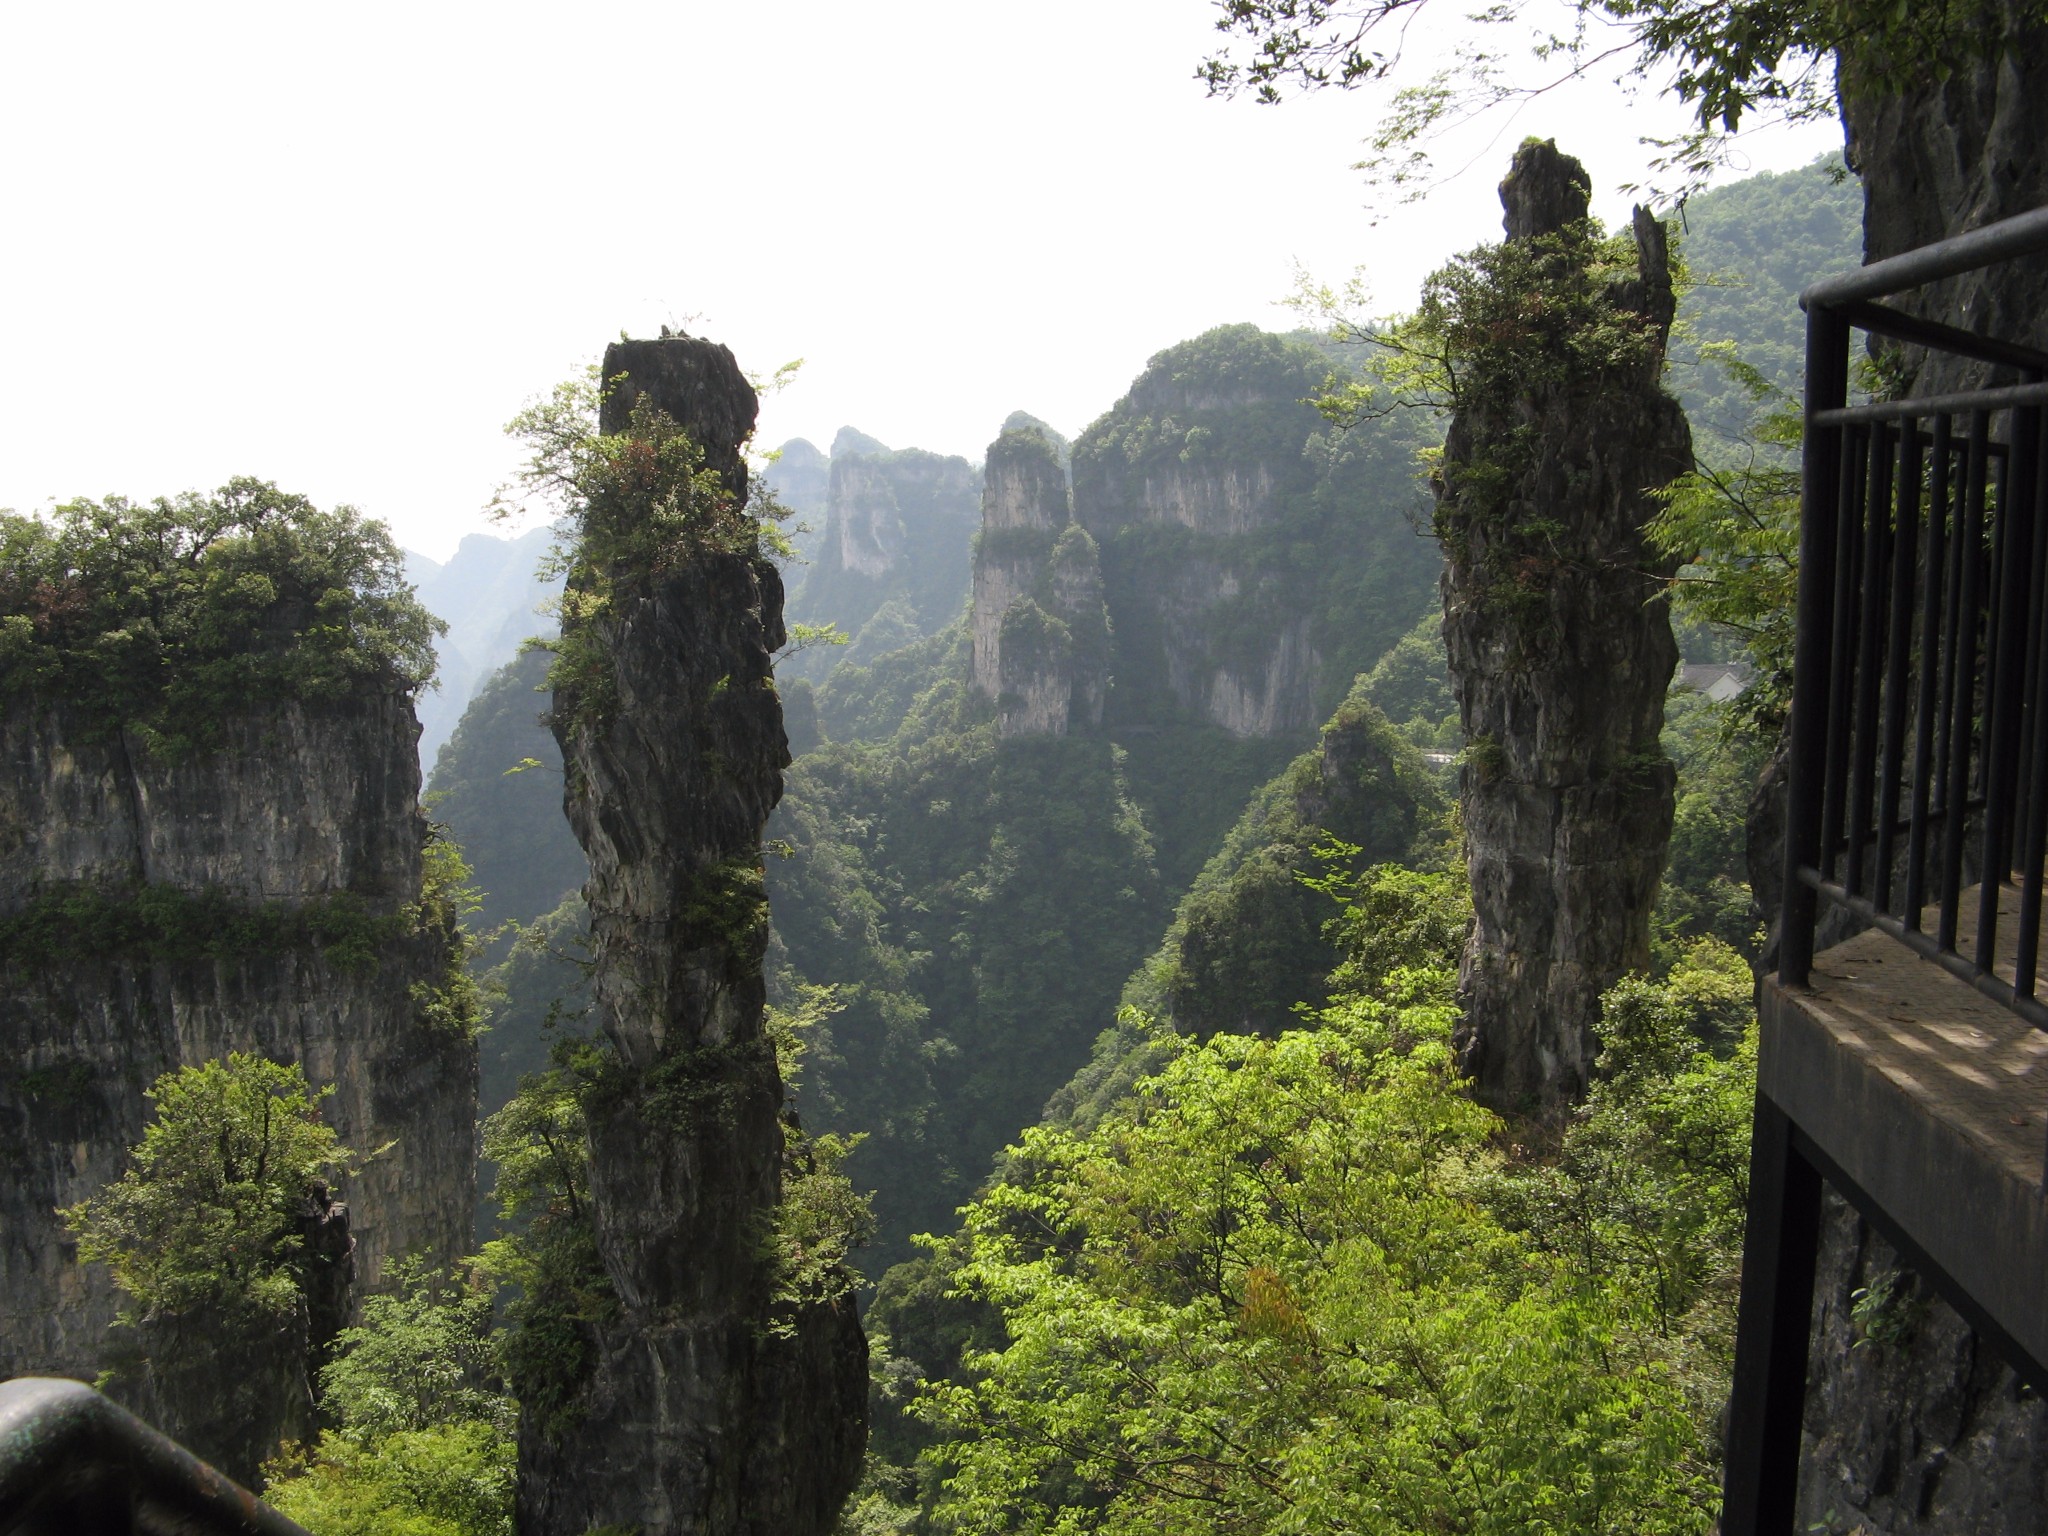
xmin=1724 ymin=204 xmax=2048 ymax=1532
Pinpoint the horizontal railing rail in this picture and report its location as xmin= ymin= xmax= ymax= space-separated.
xmin=0 ymin=1377 xmax=308 ymax=1536
xmin=1781 ymin=208 xmax=2048 ymax=1043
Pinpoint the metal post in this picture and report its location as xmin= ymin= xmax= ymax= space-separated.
xmin=1722 ymin=1094 xmax=1825 ymax=1535
xmin=1782 ymin=303 xmax=1854 ymax=986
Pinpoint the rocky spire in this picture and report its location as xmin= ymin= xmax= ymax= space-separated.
xmin=522 ymin=334 xmax=866 ymax=1535
xmin=1437 ymin=139 xmax=1691 ymax=1112
xmin=970 ymin=424 xmax=1108 ymax=736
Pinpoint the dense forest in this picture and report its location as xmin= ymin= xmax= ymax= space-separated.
xmin=16 ymin=7 xmax=2015 ymax=1509
xmin=293 ymin=154 xmax=1858 ymax=1533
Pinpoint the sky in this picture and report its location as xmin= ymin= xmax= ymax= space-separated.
xmin=0 ymin=1 xmax=1843 ymax=561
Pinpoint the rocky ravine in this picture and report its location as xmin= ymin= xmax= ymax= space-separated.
xmin=522 ymin=334 xmax=865 ymax=1536
xmin=0 ymin=692 xmax=477 ymax=1480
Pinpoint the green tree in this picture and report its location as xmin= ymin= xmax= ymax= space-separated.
xmin=1200 ymin=0 xmax=2043 ymax=199
xmin=0 ymin=479 xmax=439 ymax=755
xmin=262 ymin=1260 xmax=516 ymax=1536
xmin=62 ymin=1053 xmax=351 ymax=1324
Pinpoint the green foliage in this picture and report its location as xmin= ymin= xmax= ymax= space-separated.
xmin=0 ymin=882 xmax=392 ymax=972
xmin=0 ymin=478 xmax=438 ymax=757
xmin=263 ymin=1254 xmax=516 ymax=1536
xmin=1199 ymin=0 xmax=2043 ymax=199
xmin=905 ymin=867 xmax=1756 ymax=1535
xmin=425 ymin=647 xmax=587 ymax=944
xmin=1647 ymin=370 xmax=1800 ymax=725
xmin=263 ymin=1421 xmax=515 ymax=1536
xmin=319 ymin=1258 xmax=512 ymax=1441
xmin=502 ymin=369 xmax=785 ymax=732
xmin=62 ymin=1054 xmax=351 ymax=1324
xmin=1123 ymin=681 xmax=1448 ymax=1038
xmin=920 ymin=1001 xmax=1716 ymax=1534
xmin=1667 ymin=157 xmax=1862 ymax=442
xmin=478 ymin=1059 xmax=615 ymax=1440
xmin=1655 ymin=689 xmax=1766 ymax=962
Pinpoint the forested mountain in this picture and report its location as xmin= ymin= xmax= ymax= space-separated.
xmin=337 ymin=149 xmax=1872 ymax=1535
xmin=405 ymin=528 xmax=559 ymax=768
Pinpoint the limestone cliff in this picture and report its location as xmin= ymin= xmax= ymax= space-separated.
xmin=782 ymin=435 xmax=978 ymax=683
xmin=969 ymin=426 xmax=1108 ymax=736
xmin=1436 ymin=141 xmax=1689 ymax=1113
xmin=1071 ymin=324 xmax=1438 ymax=739
xmin=0 ymin=692 xmax=477 ymax=1480
xmin=521 ymin=334 xmax=865 ymax=1536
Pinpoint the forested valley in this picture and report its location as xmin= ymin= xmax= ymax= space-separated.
xmin=8 ymin=4 xmax=2047 ymax=1528
xmin=412 ymin=157 xmax=1852 ymax=1532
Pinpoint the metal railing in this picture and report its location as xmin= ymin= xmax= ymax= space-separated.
xmin=0 ymin=1378 xmax=309 ymax=1536
xmin=1780 ymin=205 xmax=2048 ymax=1033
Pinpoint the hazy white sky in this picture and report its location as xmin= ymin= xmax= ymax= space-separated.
xmin=0 ymin=1 xmax=1843 ymax=560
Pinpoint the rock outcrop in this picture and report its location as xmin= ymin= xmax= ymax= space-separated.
xmin=1071 ymin=324 xmax=1438 ymax=740
xmin=521 ymin=334 xmax=865 ymax=1536
xmin=781 ymin=434 xmax=979 ymax=683
xmin=0 ymin=693 xmax=477 ymax=1480
xmin=969 ymin=426 xmax=1108 ymax=736
xmin=1436 ymin=140 xmax=1690 ymax=1113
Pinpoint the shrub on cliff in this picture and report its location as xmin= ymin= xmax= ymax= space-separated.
xmin=0 ymin=477 xmax=439 ymax=754
xmin=62 ymin=1053 xmax=353 ymax=1327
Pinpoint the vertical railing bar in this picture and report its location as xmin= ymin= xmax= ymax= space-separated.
xmin=2013 ymin=401 xmax=2048 ymax=996
xmin=1941 ymin=410 xmax=1991 ymax=955
xmin=1846 ymin=421 xmax=1895 ymax=897
xmin=1820 ymin=423 xmax=1867 ymax=883
xmin=1875 ymin=413 xmax=1923 ymax=908
xmin=1781 ymin=303 xmax=1854 ymax=989
xmin=1906 ymin=414 xmax=1955 ymax=929
xmin=1977 ymin=417 xmax=2026 ymax=970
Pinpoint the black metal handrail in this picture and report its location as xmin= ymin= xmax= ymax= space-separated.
xmin=0 ymin=1378 xmax=309 ymax=1536
xmin=1780 ymin=207 xmax=2048 ymax=1042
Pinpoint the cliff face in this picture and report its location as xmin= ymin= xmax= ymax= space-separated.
xmin=969 ymin=427 xmax=1108 ymax=737
xmin=0 ymin=693 xmax=477 ymax=1479
xmin=1071 ymin=324 xmax=1438 ymax=741
xmin=522 ymin=335 xmax=865 ymax=1536
xmin=1436 ymin=141 xmax=1689 ymax=1113
xmin=1785 ymin=28 xmax=2048 ymax=1529
xmin=782 ymin=439 xmax=979 ymax=683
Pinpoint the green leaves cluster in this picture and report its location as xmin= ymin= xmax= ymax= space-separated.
xmin=0 ymin=479 xmax=439 ymax=756
xmin=61 ymin=1053 xmax=351 ymax=1324
xmin=909 ymin=873 xmax=1756 ymax=1535
xmin=477 ymin=1057 xmax=614 ymax=1440
xmin=500 ymin=369 xmax=789 ymax=731
xmin=1200 ymin=0 xmax=2048 ymax=200
xmin=263 ymin=1260 xmax=517 ymax=1536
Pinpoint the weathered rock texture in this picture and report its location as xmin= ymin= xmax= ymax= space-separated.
xmin=523 ymin=334 xmax=865 ymax=1536
xmin=1071 ymin=325 xmax=1438 ymax=741
xmin=1784 ymin=23 xmax=2048 ymax=1527
xmin=1438 ymin=140 xmax=1690 ymax=1112
xmin=781 ymin=435 xmax=978 ymax=683
xmin=0 ymin=695 xmax=477 ymax=1480
xmin=970 ymin=426 xmax=1109 ymax=736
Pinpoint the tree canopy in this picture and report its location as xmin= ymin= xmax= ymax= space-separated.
xmin=1201 ymin=0 xmax=2047 ymax=197
xmin=0 ymin=479 xmax=439 ymax=753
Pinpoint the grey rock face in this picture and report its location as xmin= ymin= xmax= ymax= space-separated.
xmin=1070 ymin=325 xmax=1338 ymax=739
xmin=1786 ymin=26 xmax=2048 ymax=1526
xmin=970 ymin=427 xmax=1109 ymax=736
xmin=0 ymin=693 xmax=477 ymax=1482
xmin=1438 ymin=141 xmax=1690 ymax=1113
xmin=1797 ymin=1190 xmax=2048 ymax=1533
xmin=522 ymin=334 xmax=865 ymax=1536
